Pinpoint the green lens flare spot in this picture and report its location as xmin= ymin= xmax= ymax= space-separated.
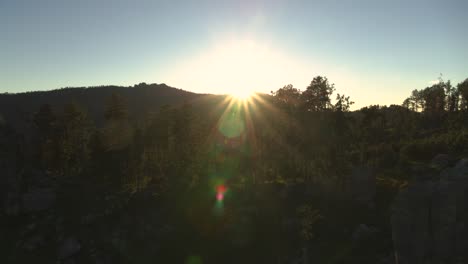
xmin=185 ymin=255 xmax=203 ymax=264
xmin=218 ymin=107 xmax=245 ymax=138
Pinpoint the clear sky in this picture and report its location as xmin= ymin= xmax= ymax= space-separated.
xmin=1 ymin=0 xmax=467 ymax=108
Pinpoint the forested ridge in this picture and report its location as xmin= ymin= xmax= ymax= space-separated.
xmin=0 ymin=83 xmax=201 ymax=134
xmin=1 ymin=76 xmax=468 ymax=263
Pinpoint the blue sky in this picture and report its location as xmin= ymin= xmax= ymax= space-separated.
xmin=1 ymin=0 xmax=467 ymax=107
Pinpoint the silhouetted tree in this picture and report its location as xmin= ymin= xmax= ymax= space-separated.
xmin=272 ymin=84 xmax=302 ymax=110
xmin=103 ymin=93 xmax=132 ymax=150
xmin=421 ymin=84 xmax=445 ymax=114
xmin=403 ymin=89 xmax=424 ymax=111
xmin=458 ymin=78 xmax=468 ymax=111
xmin=56 ymin=102 xmax=92 ymax=176
xmin=302 ymin=76 xmax=335 ymax=112
xmin=105 ymin=92 xmax=128 ymax=121
xmin=33 ymin=104 xmax=58 ymax=170
xmin=334 ymin=93 xmax=354 ymax=112
xmin=443 ymin=80 xmax=459 ymax=112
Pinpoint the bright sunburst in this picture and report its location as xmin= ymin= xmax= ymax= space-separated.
xmin=163 ymin=36 xmax=313 ymax=96
xmin=230 ymin=89 xmax=254 ymax=100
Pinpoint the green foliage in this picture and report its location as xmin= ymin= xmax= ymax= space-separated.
xmin=403 ymin=77 xmax=468 ymax=114
xmin=272 ymin=84 xmax=302 ymax=111
xmin=399 ymin=131 xmax=468 ymax=162
xmin=105 ymin=92 xmax=128 ymax=121
xmin=103 ymin=93 xmax=133 ymax=151
xmin=33 ymin=104 xmax=58 ymax=170
xmin=296 ymin=204 xmax=323 ymax=241
xmin=58 ymin=103 xmax=92 ymax=173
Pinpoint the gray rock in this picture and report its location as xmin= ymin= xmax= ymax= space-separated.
xmin=348 ymin=166 xmax=376 ymax=205
xmin=391 ymin=181 xmax=434 ymax=264
xmin=391 ymin=158 xmax=468 ymax=264
xmin=58 ymin=237 xmax=81 ymax=259
xmin=431 ymin=154 xmax=450 ymax=168
xmin=22 ymin=234 xmax=45 ymax=251
xmin=455 ymin=158 xmax=468 ymax=169
xmin=22 ymin=188 xmax=56 ymax=213
xmin=352 ymin=224 xmax=378 ymax=243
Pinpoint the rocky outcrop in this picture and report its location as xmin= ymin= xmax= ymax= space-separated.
xmin=347 ymin=166 xmax=376 ymax=206
xmin=391 ymin=158 xmax=468 ymax=264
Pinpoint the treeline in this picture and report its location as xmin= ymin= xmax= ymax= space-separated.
xmin=263 ymin=76 xmax=468 ymax=184
xmin=0 ymin=82 xmax=199 ymax=135
xmin=20 ymin=76 xmax=357 ymax=197
xmin=402 ymin=77 xmax=468 ymax=113
xmin=6 ymin=75 xmax=468 ymax=197
xmin=29 ymin=93 xmax=213 ymax=195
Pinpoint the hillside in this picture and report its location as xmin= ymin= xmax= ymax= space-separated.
xmin=0 ymin=83 xmax=204 ymax=133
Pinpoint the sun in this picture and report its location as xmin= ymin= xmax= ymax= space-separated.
xmin=230 ymin=89 xmax=254 ymax=100
xmin=163 ymin=36 xmax=311 ymax=97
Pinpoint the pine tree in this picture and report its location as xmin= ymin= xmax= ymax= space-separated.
xmin=103 ymin=93 xmax=132 ymax=150
xmin=56 ymin=102 xmax=92 ymax=176
xmin=33 ymin=104 xmax=58 ymax=171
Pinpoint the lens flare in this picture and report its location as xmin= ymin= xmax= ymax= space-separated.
xmin=216 ymin=184 xmax=227 ymax=194
xmin=215 ymin=184 xmax=227 ymax=202
xmin=185 ymin=255 xmax=203 ymax=264
xmin=218 ymin=103 xmax=245 ymax=138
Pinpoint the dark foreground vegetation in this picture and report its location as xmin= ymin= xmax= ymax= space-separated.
xmin=1 ymin=77 xmax=468 ymax=263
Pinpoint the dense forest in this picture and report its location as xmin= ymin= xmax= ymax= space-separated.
xmin=1 ymin=76 xmax=468 ymax=264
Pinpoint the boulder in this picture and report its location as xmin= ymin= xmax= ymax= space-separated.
xmin=431 ymin=154 xmax=450 ymax=169
xmin=58 ymin=237 xmax=81 ymax=259
xmin=391 ymin=159 xmax=468 ymax=264
xmin=348 ymin=166 xmax=376 ymax=206
xmin=455 ymin=158 xmax=468 ymax=169
xmin=22 ymin=234 xmax=45 ymax=251
xmin=352 ymin=224 xmax=378 ymax=243
xmin=22 ymin=188 xmax=56 ymax=213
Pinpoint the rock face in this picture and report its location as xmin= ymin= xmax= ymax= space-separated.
xmin=391 ymin=158 xmax=468 ymax=264
xmin=348 ymin=166 xmax=376 ymax=206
